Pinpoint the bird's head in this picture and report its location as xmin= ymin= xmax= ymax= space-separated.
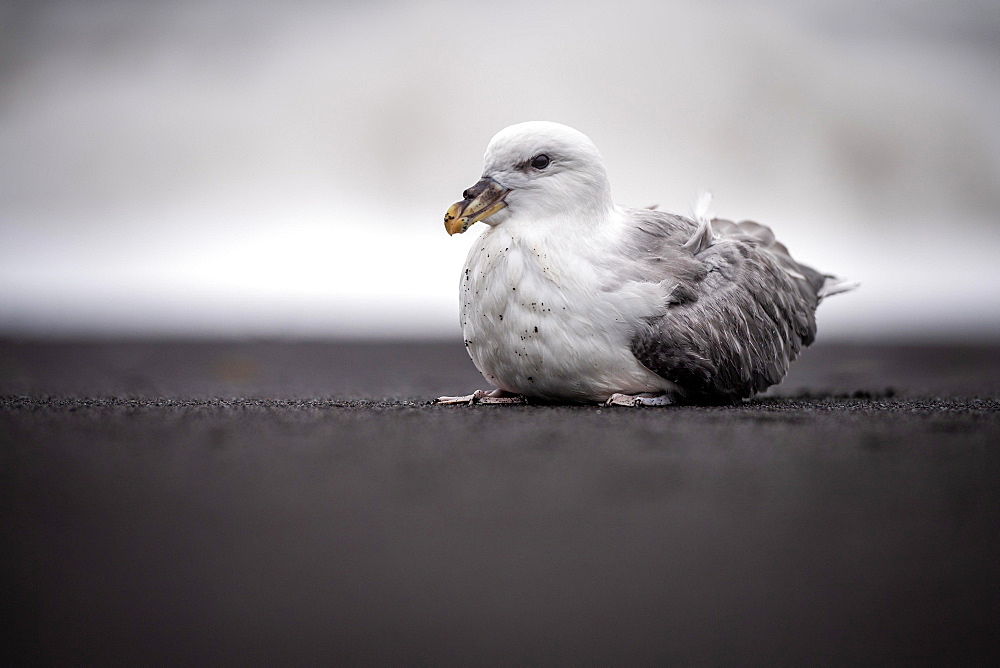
xmin=444 ymin=121 xmax=614 ymax=235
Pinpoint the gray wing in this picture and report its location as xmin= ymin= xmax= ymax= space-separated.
xmin=624 ymin=210 xmax=826 ymax=404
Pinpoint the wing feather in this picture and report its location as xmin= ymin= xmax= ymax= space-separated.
xmin=623 ymin=212 xmax=827 ymax=403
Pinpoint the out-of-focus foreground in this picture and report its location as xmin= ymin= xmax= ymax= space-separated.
xmin=2 ymin=339 xmax=999 ymax=663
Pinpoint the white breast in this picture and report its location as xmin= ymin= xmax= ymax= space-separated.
xmin=459 ymin=223 xmax=674 ymax=403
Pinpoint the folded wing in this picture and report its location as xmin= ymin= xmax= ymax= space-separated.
xmin=625 ymin=211 xmax=835 ymax=403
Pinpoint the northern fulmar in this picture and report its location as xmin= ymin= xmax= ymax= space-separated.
xmin=436 ymin=121 xmax=855 ymax=406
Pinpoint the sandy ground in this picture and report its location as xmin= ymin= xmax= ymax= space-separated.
xmin=2 ymin=340 xmax=999 ymax=663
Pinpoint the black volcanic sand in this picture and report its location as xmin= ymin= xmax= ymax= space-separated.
xmin=2 ymin=340 xmax=999 ymax=664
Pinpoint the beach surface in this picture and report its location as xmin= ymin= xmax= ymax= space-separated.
xmin=2 ymin=340 xmax=998 ymax=663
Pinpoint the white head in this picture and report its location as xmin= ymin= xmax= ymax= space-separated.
xmin=444 ymin=121 xmax=614 ymax=235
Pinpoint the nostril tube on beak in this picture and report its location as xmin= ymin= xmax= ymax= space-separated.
xmin=443 ymin=177 xmax=511 ymax=235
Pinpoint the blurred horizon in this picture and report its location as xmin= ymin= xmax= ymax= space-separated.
xmin=2 ymin=0 xmax=998 ymax=341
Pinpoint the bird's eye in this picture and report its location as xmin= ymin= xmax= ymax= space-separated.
xmin=530 ymin=154 xmax=550 ymax=170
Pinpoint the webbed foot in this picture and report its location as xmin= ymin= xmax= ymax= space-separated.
xmin=435 ymin=389 xmax=528 ymax=406
xmin=605 ymin=392 xmax=675 ymax=407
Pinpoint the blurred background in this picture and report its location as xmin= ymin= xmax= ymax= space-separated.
xmin=1 ymin=0 xmax=997 ymax=341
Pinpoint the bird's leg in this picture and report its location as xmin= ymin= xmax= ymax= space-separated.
xmin=605 ymin=392 xmax=675 ymax=407
xmin=435 ymin=389 xmax=528 ymax=405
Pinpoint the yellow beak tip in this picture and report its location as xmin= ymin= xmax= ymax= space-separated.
xmin=444 ymin=213 xmax=465 ymax=236
xmin=443 ymin=178 xmax=509 ymax=236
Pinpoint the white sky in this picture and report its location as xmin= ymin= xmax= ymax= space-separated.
xmin=1 ymin=0 xmax=998 ymax=339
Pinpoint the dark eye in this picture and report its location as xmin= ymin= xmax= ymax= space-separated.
xmin=530 ymin=154 xmax=550 ymax=170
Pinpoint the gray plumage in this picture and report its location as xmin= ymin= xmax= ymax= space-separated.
xmin=625 ymin=209 xmax=829 ymax=404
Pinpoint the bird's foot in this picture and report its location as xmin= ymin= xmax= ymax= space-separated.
xmin=435 ymin=389 xmax=528 ymax=406
xmin=605 ymin=392 xmax=675 ymax=407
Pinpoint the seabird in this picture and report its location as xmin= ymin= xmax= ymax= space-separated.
xmin=436 ymin=121 xmax=855 ymax=406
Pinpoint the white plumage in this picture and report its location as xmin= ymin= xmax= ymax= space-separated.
xmin=460 ymin=212 xmax=676 ymax=403
xmin=438 ymin=122 xmax=854 ymax=406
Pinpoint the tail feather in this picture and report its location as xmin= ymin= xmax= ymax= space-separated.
xmin=818 ymin=275 xmax=860 ymax=300
xmin=684 ymin=191 xmax=858 ymax=302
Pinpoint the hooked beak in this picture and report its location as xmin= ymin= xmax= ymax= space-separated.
xmin=444 ymin=177 xmax=510 ymax=235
